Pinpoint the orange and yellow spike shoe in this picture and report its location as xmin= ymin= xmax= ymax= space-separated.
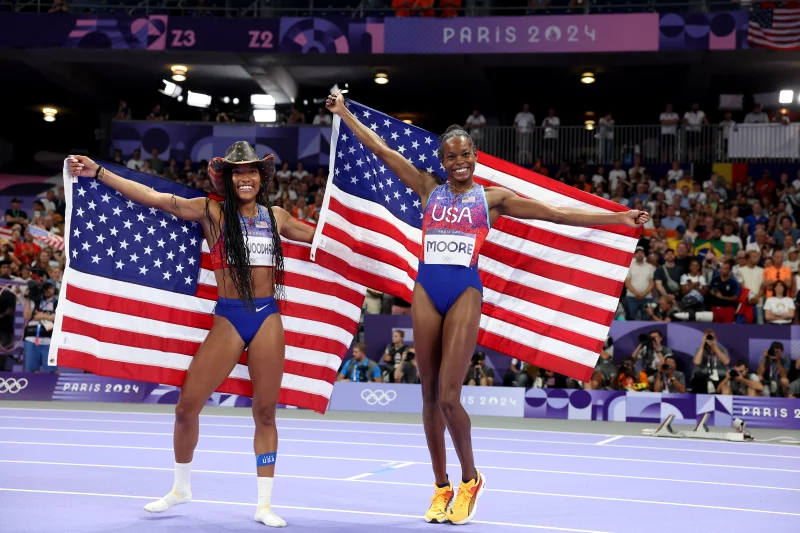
xmin=447 ymin=471 xmax=486 ymax=525
xmin=424 ymin=481 xmax=454 ymax=523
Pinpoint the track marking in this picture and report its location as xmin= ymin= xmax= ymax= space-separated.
xmin=595 ymin=436 xmax=623 ymax=446
xmin=0 ymin=426 xmax=794 ymax=472
xmin=0 ymin=487 xmax=613 ymax=533
xmin=2 ymin=455 xmax=799 ymax=494
xmin=2 ymin=463 xmax=799 ymax=517
xmin=2 ymin=406 xmax=798 ymax=450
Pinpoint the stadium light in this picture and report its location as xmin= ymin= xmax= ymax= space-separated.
xmin=584 ymin=119 xmax=595 ymax=130
xmin=233 ymin=98 xmax=239 ymax=105
xmin=581 ymin=72 xmax=595 ymax=84
xmin=177 ymin=95 xmax=184 ymax=103
xmin=222 ymin=96 xmax=230 ymax=104
xmin=42 ymin=107 xmax=57 ymax=122
xmin=253 ymin=109 xmax=277 ymax=123
xmin=251 ymin=94 xmax=276 ymax=107
xmin=779 ymin=90 xmax=794 ymax=104
xmin=402 ymin=119 xmax=412 ymax=124
xmin=186 ymin=91 xmax=212 ymax=108
xmin=171 ymin=65 xmax=188 ymax=82
xmin=159 ymin=79 xmax=182 ymax=98
xmin=374 ymin=72 xmax=389 ymax=85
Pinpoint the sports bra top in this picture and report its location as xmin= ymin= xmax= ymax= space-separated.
xmin=419 ymin=183 xmax=490 ymax=268
xmin=209 ymin=204 xmax=276 ymax=270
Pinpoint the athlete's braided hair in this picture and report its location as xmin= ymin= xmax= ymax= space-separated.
xmin=206 ymin=167 xmax=285 ymax=311
xmin=437 ymin=124 xmax=476 ymax=160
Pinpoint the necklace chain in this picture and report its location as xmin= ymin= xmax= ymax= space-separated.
xmin=240 ymin=204 xmax=258 ymax=220
xmin=448 ymin=181 xmax=473 ymax=195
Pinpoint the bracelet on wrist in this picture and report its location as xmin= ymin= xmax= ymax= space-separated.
xmin=94 ymin=165 xmax=104 ymax=179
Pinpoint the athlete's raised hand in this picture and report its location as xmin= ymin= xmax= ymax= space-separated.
xmin=67 ymin=155 xmax=99 ymax=178
xmin=325 ymin=91 xmax=347 ymax=116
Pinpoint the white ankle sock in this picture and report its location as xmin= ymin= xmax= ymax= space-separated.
xmin=257 ymin=476 xmax=274 ymax=508
xmin=255 ymin=477 xmax=286 ymax=527
xmin=143 ymin=461 xmax=193 ymax=513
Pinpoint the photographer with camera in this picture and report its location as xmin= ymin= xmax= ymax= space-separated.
xmin=585 ymin=337 xmax=617 ymax=390
xmin=394 ymin=346 xmax=420 ymax=384
xmin=756 ymin=342 xmax=791 ymax=397
xmin=337 ymin=343 xmax=380 ymax=383
xmin=381 ymin=329 xmax=408 ymax=383
xmin=614 ymin=357 xmax=649 ymax=392
xmin=22 ymin=279 xmax=58 ymax=373
xmin=653 ymin=356 xmax=686 ymax=393
xmin=464 ymin=351 xmax=494 ymax=387
xmin=718 ymin=359 xmax=763 ymax=396
xmin=632 ymin=330 xmax=673 ymax=378
xmin=690 ymin=329 xmax=730 ymax=394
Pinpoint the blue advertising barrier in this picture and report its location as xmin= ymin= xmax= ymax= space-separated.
xmin=2 ymin=372 xmax=797 ymax=429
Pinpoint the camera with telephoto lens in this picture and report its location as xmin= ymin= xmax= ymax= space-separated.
xmin=471 ymin=351 xmax=486 ymax=381
xmin=26 ymin=280 xmax=44 ymax=302
xmin=661 ymin=363 xmax=671 ymax=371
xmin=638 ymin=333 xmax=654 ymax=353
xmin=355 ymin=363 xmax=368 ymax=383
xmin=704 ymin=333 xmax=715 ymax=351
xmin=405 ymin=350 xmax=416 ymax=362
xmin=767 ymin=347 xmax=778 ymax=358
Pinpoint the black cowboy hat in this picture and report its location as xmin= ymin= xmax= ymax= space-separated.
xmin=207 ymin=141 xmax=275 ymax=194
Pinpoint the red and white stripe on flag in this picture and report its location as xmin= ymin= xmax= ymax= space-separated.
xmin=312 ymin=119 xmax=640 ymax=382
xmin=51 ymin=164 xmax=366 ymax=414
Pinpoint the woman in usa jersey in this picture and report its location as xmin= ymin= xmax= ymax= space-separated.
xmin=327 ymin=91 xmax=649 ymax=525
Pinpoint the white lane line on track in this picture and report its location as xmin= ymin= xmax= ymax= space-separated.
xmin=595 ymin=436 xmax=624 ymax=446
xmin=1 ymin=463 xmax=799 ymax=517
xmin=1 ymin=448 xmax=798 ymax=493
xmin=0 ymin=427 xmax=795 ymax=472
xmin=0 ymin=488 xmax=613 ymax=533
xmin=2 ymin=406 xmax=798 ymax=451
xmin=5 ymin=415 xmax=799 ymax=459
xmin=344 ymin=473 xmax=374 ymax=481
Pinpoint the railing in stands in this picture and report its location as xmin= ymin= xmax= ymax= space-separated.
xmin=477 ymin=123 xmax=800 ymax=165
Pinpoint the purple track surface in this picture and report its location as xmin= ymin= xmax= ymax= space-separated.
xmin=0 ymin=407 xmax=799 ymax=532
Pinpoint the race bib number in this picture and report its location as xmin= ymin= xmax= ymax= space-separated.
xmin=424 ymin=232 xmax=476 ymax=267
xmin=228 ymin=235 xmax=275 ymax=266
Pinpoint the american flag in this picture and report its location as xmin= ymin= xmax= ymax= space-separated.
xmin=50 ymin=160 xmax=365 ymax=413
xmin=27 ymin=225 xmax=65 ymax=251
xmin=311 ymin=101 xmax=639 ymax=381
xmin=0 ymin=225 xmax=64 ymax=251
xmin=748 ymin=8 xmax=800 ymax=50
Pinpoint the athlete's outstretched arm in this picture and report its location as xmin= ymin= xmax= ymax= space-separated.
xmin=271 ymin=206 xmax=316 ymax=244
xmin=489 ymin=187 xmax=649 ymax=228
xmin=67 ymin=156 xmax=211 ymax=222
xmin=325 ymin=91 xmax=438 ymax=200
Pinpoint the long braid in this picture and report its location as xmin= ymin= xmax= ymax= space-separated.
xmin=255 ymin=169 xmax=285 ymax=307
xmin=220 ymin=169 xmax=257 ymax=309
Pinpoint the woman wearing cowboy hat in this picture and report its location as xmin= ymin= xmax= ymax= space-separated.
xmin=68 ymin=142 xmax=316 ymax=528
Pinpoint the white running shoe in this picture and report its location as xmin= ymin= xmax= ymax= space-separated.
xmin=255 ymin=505 xmax=287 ymax=528
xmin=144 ymin=489 xmax=192 ymax=513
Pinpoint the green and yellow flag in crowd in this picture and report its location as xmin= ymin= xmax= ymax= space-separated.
xmin=693 ymin=239 xmax=738 ymax=259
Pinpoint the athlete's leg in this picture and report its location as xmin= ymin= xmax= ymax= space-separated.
xmin=412 ymin=282 xmax=446 ymax=484
xmin=144 ymin=315 xmax=245 ymax=513
xmin=412 ymin=283 xmax=454 ymax=524
xmin=438 ymin=288 xmax=482 ymax=483
xmin=247 ymin=309 xmax=286 ymax=528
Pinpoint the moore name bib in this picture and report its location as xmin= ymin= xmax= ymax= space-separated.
xmin=424 ymin=230 xmax=476 ymax=267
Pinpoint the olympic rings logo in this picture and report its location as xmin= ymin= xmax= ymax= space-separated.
xmin=360 ymin=389 xmax=397 ymax=406
xmin=0 ymin=378 xmax=29 ymax=394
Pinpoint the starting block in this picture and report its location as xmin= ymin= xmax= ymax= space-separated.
xmin=642 ymin=413 xmax=753 ymax=442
